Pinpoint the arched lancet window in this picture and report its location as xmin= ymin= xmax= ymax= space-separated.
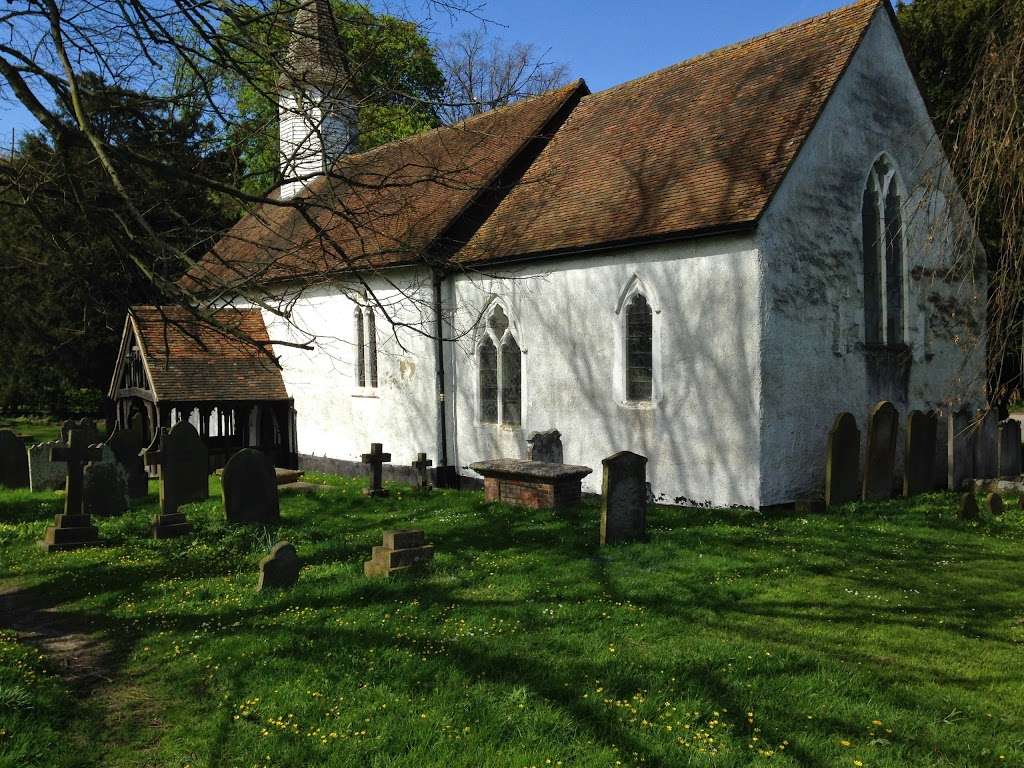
xmin=354 ymin=307 xmax=365 ymax=387
xmin=478 ymin=305 xmax=522 ymax=425
xmin=353 ymin=304 xmax=379 ymax=389
xmin=862 ymin=157 xmax=905 ymax=345
xmin=366 ymin=309 xmax=378 ymax=388
xmin=626 ymin=294 xmax=653 ymax=401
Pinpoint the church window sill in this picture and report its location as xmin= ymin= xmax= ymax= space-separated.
xmin=618 ymin=399 xmax=658 ymax=411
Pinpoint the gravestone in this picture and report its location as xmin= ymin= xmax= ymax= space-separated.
xmin=0 ymin=430 xmax=29 ymax=489
xmin=364 ymin=530 xmax=434 ymax=577
xmin=106 ymin=427 xmax=148 ymax=499
xmin=600 ymin=451 xmax=648 ymax=545
xmin=933 ymin=408 xmax=949 ymax=490
xmin=40 ymin=428 xmax=104 ymax=552
xmin=997 ymin=420 xmax=1022 ymax=479
xmin=222 ymin=448 xmax=280 ymax=524
xmin=28 ymin=442 xmax=67 ymax=492
xmin=412 ymin=452 xmax=432 ymax=491
xmin=987 ymin=492 xmax=1005 ymax=517
xmin=958 ymin=492 xmax=980 ymax=521
xmin=82 ymin=445 xmax=129 ymax=517
xmin=60 ymin=418 xmax=102 ymax=447
xmin=825 ymin=412 xmax=860 ymax=506
xmin=142 ymin=424 xmax=206 ymax=539
xmin=973 ymin=409 xmax=999 ymax=479
xmin=257 ymin=542 xmax=300 ymax=591
xmin=904 ymin=410 xmax=937 ymax=497
xmin=948 ymin=406 xmax=976 ymax=492
xmin=527 ymin=430 xmax=564 ymax=464
xmin=862 ymin=401 xmax=898 ymax=501
xmin=361 ymin=443 xmax=391 ymax=498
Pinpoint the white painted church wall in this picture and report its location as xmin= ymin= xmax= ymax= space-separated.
xmin=449 ymin=236 xmax=763 ymax=508
xmin=756 ymin=8 xmax=987 ymax=505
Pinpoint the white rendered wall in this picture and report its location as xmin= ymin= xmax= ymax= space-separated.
xmin=756 ymin=8 xmax=987 ymax=504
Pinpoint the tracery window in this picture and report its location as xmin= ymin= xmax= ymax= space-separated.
xmin=863 ymin=157 xmax=905 ymax=345
xmin=478 ymin=305 xmax=521 ymax=425
xmin=626 ymin=294 xmax=653 ymax=401
xmin=354 ymin=305 xmax=378 ymax=389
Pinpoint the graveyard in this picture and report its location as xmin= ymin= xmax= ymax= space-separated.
xmin=0 ymin=426 xmax=1022 ymax=767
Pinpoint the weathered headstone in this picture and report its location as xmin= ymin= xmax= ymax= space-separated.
xmin=973 ymin=409 xmax=999 ymax=479
xmin=862 ymin=401 xmax=899 ymax=501
xmin=527 ymin=430 xmax=564 ymax=464
xmin=83 ymin=445 xmax=129 ymax=517
xmin=60 ymin=418 xmax=102 ymax=447
xmin=28 ymin=441 xmax=67 ymax=492
xmin=958 ymin=492 xmax=980 ymax=521
xmin=222 ymin=448 xmax=280 ymax=524
xmin=948 ymin=406 xmax=976 ymax=491
xmin=106 ymin=427 xmax=148 ymax=499
xmin=257 ymin=542 xmax=300 ymax=591
xmin=412 ymin=452 xmax=432 ymax=491
xmin=361 ymin=443 xmax=391 ymax=498
xmin=600 ymin=451 xmax=648 ymax=545
xmin=0 ymin=430 xmax=29 ymax=489
xmin=997 ymin=420 xmax=1022 ymax=479
xmin=40 ymin=429 xmax=104 ymax=552
xmin=904 ymin=410 xmax=937 ymax=497
xmin=141 ymin=424 xmax=205 ymax=539
xmin=825 ymin=412 xmax=860 ymax=506
xmin=987 ymin=492 xmax=1005 ymax=517
xmin=933 ymin=407 xmax=949 ymax=490
xmin=364 ymin=530 xmax=434 ymax=577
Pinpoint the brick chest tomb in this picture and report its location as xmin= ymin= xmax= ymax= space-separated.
xmin=469 ymin=459 xmax=593 ymax=511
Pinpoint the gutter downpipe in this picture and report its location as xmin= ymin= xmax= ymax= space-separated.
xmin=432 ymin=266 xmax=455 ymax=487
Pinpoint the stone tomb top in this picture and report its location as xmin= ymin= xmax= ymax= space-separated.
xmin=470 ymin=459 xmax=592 ymax=511
xmin=470 ymin=459 xmax=592 ymax=482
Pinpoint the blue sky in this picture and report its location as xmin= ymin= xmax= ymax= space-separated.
xmin=0 ymin=0 xmax=854 ymax=139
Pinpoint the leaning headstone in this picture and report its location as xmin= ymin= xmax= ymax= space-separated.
xmin=82 ymin=445 xmax=129 ymax=517
xmin=361 ymin=443 xmax=391 ymax=498
xmin=28 ymin=442 xmax=67 ymax=492
xmin=948 ymin=406 xmax=976 ymax=491
xmin=527 ymin=430 xmax=564 ymax=464
xmin=973 ymin=409 xmax=999 ymax=479
xmin=0 ymin=430 xmax=29 ymax=489
xmin=222 ymin=448 xmax=280 ymax=524
xmin=257 ymin=542 xmax=300 ymax=591
xmin=60 ymin=418 xmax=102 ymax=447
xmin=904 ymin=410 xmax=937 ymax=497
xmin=412 ymin=452 xmax=432 ymax=491
xmin=862 ymin=401 xmax=899 ymax=501
xmin=40 ymin=428 xmax=104 ymax=552
xmin=958 ymin=492 xmax=980 ymax=521
xmin=825 ymin=412 xmax=860 ymax=506
xmin=987 ymin=492 xmax=1005 ymax=517
xmin=933 ymin=408 xmax=949 ymax=490
xmin=106 ymin=428 xmax=148 ymax=499
xmin=997 ymin=420 xmax=1022 ymax=479
xmin=600 ymin=451 xmax=648 ymax=545
xmin=364 ymin=530 xmax=434 ymax=577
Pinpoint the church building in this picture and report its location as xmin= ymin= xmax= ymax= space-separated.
xmin=115 ymin=0 xmax=986 ymax=508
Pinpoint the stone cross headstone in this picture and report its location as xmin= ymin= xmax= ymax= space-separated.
xmin=257 ymin=542 xmax=300 ymax=591
xmin=948 ymin=406 xmax=976 ymax=491
xmin=933 ymin=407 xmax=949 ymax=490
xmin=973 ymin=409 xmax=999 ymax=479
xmin=60 ymin=418 xmax=102 ymax=447
xmin=600 ymin=451 xmax=648 ymax=545
xmin=83 ymin=444 xmax=129 ymax=517
xmin=40 ymin=428 xmax=104 ymax=552
xmin=825 ymin=412 xmax=860 ymax=507
xmin=904 ymin=410 xmax=937 ymax=497
xmin=862 ymin=401 xmax=899 ymax=501
xmin=106 ymin=427 xmax=148 ymax=499
xmin=222 ymin=448 xmax=280 ymax=524
xmin=997 ymin=420 xmax=1022 ymax=479
xmin=958 ymin=492 xmax=980 ymax=521
xmin=412 ymin=452 xmax=432 ymax=491
xmin=987 ymin=492 xmax=1005 ymax=517
xmin=527 ymin=430 xmax=564 ymax=464
xmin=28 ymin=441 xmax=67 ymax=492
xmin=361 ymin=443 xmax=391 ymax=498
xmin=0 ymin=429 xmax=29 ymax=489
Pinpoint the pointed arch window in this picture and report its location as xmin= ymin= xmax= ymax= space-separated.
xmin=626 ymin=294 xmax=653 ymax=401
xmin=478 ymin=305 xmax=522 ymax=425
xmin=863 ymin=157 xmax=906 ymax=345
xmin=354 ymin=304 xmax=379 ymax=389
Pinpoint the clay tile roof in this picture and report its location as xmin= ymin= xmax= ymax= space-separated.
xmin=128 ymin=306 xmax=289 ymax=402
xmin=456 ymin=0 xmax=884 ymax=263
xmin=181 ymin=80 xmax=586 ymax=292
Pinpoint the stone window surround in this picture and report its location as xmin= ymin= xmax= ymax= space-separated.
xmin=474 ymin=300 xmax=525 ymax=428
xmin=613 ymin=274 xmax=663 ymax=409
xmin=352 ymin=301 xmax=380 ymax=398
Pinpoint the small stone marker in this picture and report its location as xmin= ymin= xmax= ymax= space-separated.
xmin=987 ymin=492 xmax=1005 ymax=517
xmin=862 ymin=401 xmax=898 ymax=501
xmin=527 ymin=430 xmax=564 ymax=464
xmin=361 ymin=443 xmax=391 ymax=497
xmin=904 ymin=410 xmax=937 ymax=497
xmin=28 ymin=441 xmax=67 ymax=492
xmin=40 ymin=428 xmax=104 ymax=552
xmin=0 ymin=429 xmax=29 ymax=489
xmin=83 ymin=445 xmax=129 ymax=517
xmin=106 ymin=427 xmax=148 ymax=498
xmin=973 ymin=409 xmax=999 ymax=479
xmin=948 ymin=406 xmax=976 ymax=491
xmin=997 ymin=420 xmax=1022 ymax=479
xmin=222 ymin=448 xmax=280 ymax=524
xmin=257 ymin=542 xmax=300 ymax=591
xmin=958 ymin=492 xmax=980 ymax=521
xmin=600 ymin=451 xmax=648 ymax=545
xmin=825 ymin=412 xmax=860 ymax=506
xmin=364 ymin=529 xmax=434 ymax=577
xmin=412 ymin=452 xmax=432 ymax=491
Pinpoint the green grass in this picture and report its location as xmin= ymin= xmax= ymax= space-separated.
xmin=0 ymin=476 xmax=1022 ymax=767
xmin=0 ymin=417 xmax=63 ymax=444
